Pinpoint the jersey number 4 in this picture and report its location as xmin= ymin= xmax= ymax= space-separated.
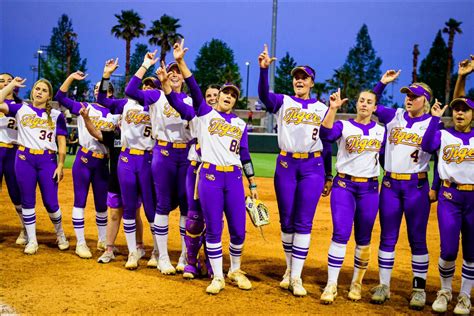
xmin=410 ymin=149 xmax=419 ymax=163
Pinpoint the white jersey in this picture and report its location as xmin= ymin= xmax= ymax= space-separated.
xmin=149 ymin=92 xmax=193 ymax=143
xmin=438 ymin=129 xmax=474 ymax=184
xmin=0 ymin=100 xmax=20 ymax=144
xmin=77 ymin=103 xmax=116 ymax=154
xmin=187 ymin=116 xmax=201 ymax=162
xmin=121 ymin=99 xmax=154 ymax=150
xmin=13 ymin=103 xmax=67 ymax=151
xmin=196 ymin=110 xmax=246 ymax=167
xmin=335 ymin=120 xmax=385 ymax=178
xmin=276 ymin=95 xmax=328 ymax=153
xmin=384 ymin=108 xmax=431 ymax=173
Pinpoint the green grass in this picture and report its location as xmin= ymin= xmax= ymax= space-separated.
xmin=64 ymin=154 xmax=76 ymax=169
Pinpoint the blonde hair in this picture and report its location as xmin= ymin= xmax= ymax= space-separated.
xmin=412 ymin=82 xmax=433 ymax=114
xmin=31 ymin=79 xmax=54 ymax=129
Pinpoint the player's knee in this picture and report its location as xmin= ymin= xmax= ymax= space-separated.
xmin=410 ymin=241 xmax=428 ymax=255
xmin=186 ymin=218 xmax=204 ymax=236
xmin=230 ymin=234 xmax=245 ymax=246
xmin=110 ymin=211 xmax=121 ymax=222
xmin=332 ymin=234 xmax=350 ymax=245
xmin=294 ymin=223 xmax=312 ymax=234
xmin=441 ymin=252 xmax=458 ymax=262
xmin=205 ymin=231 xmax=221 ymax=244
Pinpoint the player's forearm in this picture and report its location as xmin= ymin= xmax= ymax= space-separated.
xmin=59 ymin=76 xmax=75 ymax=93
xmin=134 ymin=63 xmax=149 ymax=79
xmin=0 ymin=81 xmax=17 ymax=103
xmin=420 ymin=116 xmax=441 ymax=153
xmin=165 ymin=92 xmax=195 ymax=121
xmin=185 ymin=75 xmax=204 ymax=109
xmin=176 ymin=58 xmax=192 ymax=79
xmin=57 ymin=136 xmax=66 ymax=166
xmin=322 ymin=107 xmax=337 ymax=129
xmin=0 ymin=102 xmax=9 ymax=114
xmin=258 ymin=68 xmax=283 ymax=113
xmin=83 ymin=116 xmax=103 ymax=142
xmin=453 ymin=74 xmax=466 ymax=99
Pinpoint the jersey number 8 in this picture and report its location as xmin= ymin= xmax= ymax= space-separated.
xmin=229 ymin=139 xmax=240 ymax=154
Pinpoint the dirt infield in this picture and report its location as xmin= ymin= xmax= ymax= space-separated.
xmin=0 ymin=170 xmax=467 ymax=314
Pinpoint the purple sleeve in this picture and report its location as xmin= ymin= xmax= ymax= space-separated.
xmin=239 ymin=125 xmax=251 ymax=162
xmin=374 ymin=105 xmax=396 ymax=124
xmin=6 ymin=102 xmax=22 ymax=116
xmin=431 ymin=155 xmax=441 ymax=191
xmin=125 ymin=76 xmax=161 ymax=106
xmin=258 ymin=68 xmax=284 ymax=114
xmin=56 ymin=113 xmax=68 ymax=136
xmin=322 ymin=140 xmax=333 ymax=177
xmin=319 ymin=121 xmax=343 ymax=143
xmin=97 ymin=91 xmax=127 ymax=114
xmin=421 ymin=116 xmax=442 ymax=153
xmin=54 ymin=90 xmax=82 ymax=115
xmin=165 ymin=92 xmax=196 ymax=121
xmin=184 ymin=75 xmax=204 ymax=110
xmin=373 ymin=81 xmax=386 ymax=101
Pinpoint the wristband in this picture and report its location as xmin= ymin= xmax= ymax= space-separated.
xmin=142 ymin=59 xmax=152 ymax=69
xmin=249 ymin=183 xmax=257 ymax=190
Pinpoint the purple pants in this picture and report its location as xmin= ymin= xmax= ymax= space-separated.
xmin=72 ymin=148 xmax=109 ymax=212
xmin=14 ymin=149 xmax=59 ymax=212
xmin=379 ymin=176 xmax=430 ymax=255
xmin=0 ymin=146 xmax=21 ymax=205
xmin=186 ymin=162 xmax=201 ymax=216
xmin=437 ymin=186 xmax=474 ymax=262
xmin=117 ymin=150 xmax=155 ymax=222
xmin=152 ymin=143 xmax=189 ymax=215
xmin=330 ymin=176 xmax=379 ymax=245
xmin=198 ymin=164 xmax=246 ymax=245
xmin=274 ymin=154 xmax=325 ymax=234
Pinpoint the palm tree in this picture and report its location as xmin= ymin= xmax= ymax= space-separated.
xmin=147 ymin=14 xmax=183 ymax=63
xmin=111 ymin=10 xmax=145 ymax=83
xmin=64 ymin=31 xmax=77 ymax=77
xmin=312 ymin=82 xmax=329 ymax=102
xmin=443 ymin=18 xmax=462 ymax=102
xmin=412 ymin=44 xmax=419 ymax=83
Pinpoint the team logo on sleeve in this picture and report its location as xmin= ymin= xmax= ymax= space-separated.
xmin=388 ymin=127 xmax=422 ymax=147
xmin=442 ymin=144 xmax=474 ymax=164
xmin=163 ymin=103 xmax=181 ymax=118
xmin=345 ymin=135 xmax=381 ymax=153
xmin=21 ymin=114 xmax=55 ymax=130
xmin=208 ymin=118 xmax=243 ymax=140
xmin=124 ymin=109 xmax=151 ymax=125
xmin=283 ymin=107 xmax=321 ymax=126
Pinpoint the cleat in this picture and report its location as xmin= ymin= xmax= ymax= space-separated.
xmin=176 ymin=254 xmax=186 ymax=273
xmin=432 ymin=289 xmax=452 ymax=313
xmin=409 ymin=289 xmax=426 ymax=310
xmin=289 ymin=277 xmax=307 ymax=297
xmin=348 ymin=282 xmax=362 ymax=301
xmin=147 ymin=251 xmax=158 ymax=268
xmin=16 ymin=230 xmax=28 ymax=245
xmin=97 ymin=250 xmax=115 ymax=264
xmin=183 ymin=264 xmax=200 ymax=280
xmin=227 ymin=269 xmax=252 ymax=290
xmin=279 ymin=268 xmax=291 ymax=290
xmin=125 ymin=251 xmax=139 ymax=270
xmin=24 ymin=241 xmax=38 ymax=255
xmin=75 ymin=243 xmax=92 ymax=259
xmin=137 ymin=247 xmax=146 ymax=260
xmin=454 ymin=293 xmax=471 ymax=315
xmin=320 ymin=283 xmax=338 ymax=304
xmin=97 ymin=240 xmax=106 ymax=251
xmin=371 ymin=284 xmax=390 ymax=304
xmin=206 ymin=277 xmax=225 ymax=294
xmin=158 ymin=257 xmax=176 ymax=275
xmin=56 ymin=233 xmax=69 ymax=251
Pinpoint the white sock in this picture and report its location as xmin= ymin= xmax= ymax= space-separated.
xmin=149 ymin=222 xmax=158 ymax=253
xmin=154 ymin=214 xmax=169 ymax=259
xmin=95 ymin=211 xmax=108 ymax=242
xmin=123 ymin=218 xmax=137 ymax=253
xmin=229 ymin=243 xmax=244 ymax=272
xmin=281 ymin=231 xmax=293 ymax=269
xmin=352 ymin=244 xmax=371 ymax=285
xmin=412 ymin=253 xmax=429 ymax=280
xmin=206 ymin=241 xmax=223 ymax=278
xmin=438 ymin=258 xmax=455 ymax=291
xmin=48 ymin=209 xmax=63 ymax=236
xmin=15 ymin=205 xmax=25 ymax=229
xmin=378 ymin=250 xmax=395 ymax=287
xmin=461 ymin=260 xmax=474 ymax=298
xmin=72 ymin=207 xmax=86 ymax=245
xmin=327 ymin=241 xmax=347 ymax=285
xmin=22 ymin=208 xmax=37 ymax=243
xmin=179 ymin=215 xmax=186 ymax=257
xmin=290 ymin=233 xmax=311 ymax=279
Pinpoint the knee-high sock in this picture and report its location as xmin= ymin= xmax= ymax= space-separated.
xmin=179 ymin=215 xmax=186 ymax=257
xmin=48 ymin=209 xmax=64 ymax=236
xmin=22 ymin=208 xmax=36 ymax=243
xmin=378 ymin=249 xmax=395 ymax=287
xmin=15 ymin=205 xmax=25 ymax=229
xmin=95 ymin=211 xmax=108 ymax=242
xmin=72 ymin=207 xmax=85 ymax=244
xmin=327 ymin=241 xmax=347 ymax=285
xmin=206 ymin=241 xmax=223 ymax=278
xmin=461 ymin=260 xmax=474 ymax=298
xmin=438 ymin=258 xmax=455 ymax=291
xmin=281 ymin=231 xmax=294 ymax=269
xmin=352 ymin=244 xmax=371 ymax=285
xmin=154 ymin=214 xmax=169 ymax=259
xmin=123 ymin=218 xmax=137 ymax=253
xmin=412 ymin=254 xmax=429 ymax=280
xmin=290 ymin=233 xmax=311 ymax=279
xmin=229 ymin=243 xmax=244 ymax=272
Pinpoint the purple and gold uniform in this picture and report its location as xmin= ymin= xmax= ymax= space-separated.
xmin=320 ymin=119 xmax=385 ymax=290
xmin=259 ymin=67 xmax=332 ymax=285
xmin=421 ymin=106 xmax=474 ymax=301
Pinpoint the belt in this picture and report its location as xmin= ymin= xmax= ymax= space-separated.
xmin=121 ymin=147 xmax=151 ymax=155
xmin=196 ymin=143 xmax=200 ymax=150
xmin=0 ymin=142 xmax=14 ymax=148
xmin=190 ymin=160 xmax=199 ymax=166
xmin=337 ymin=173 xmax=378 ymax=183
xmin=385 ymin=171 xmax=427 ymax=181
xmin=157 ymin=140 xmax=188 ymax=149
xmin=280 ymin=151 xmax=321 ymax=159
xmin=443 ymin=180 xmax=474 ymax=191
xmin=18 ymin=146 xmax=55 ymax=155
xmin=202 ymin=162 xmax=235 ymax=172
xmin=81 ymin=147 xmax=106 ymax=159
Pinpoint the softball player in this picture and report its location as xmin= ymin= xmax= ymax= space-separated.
xmin=319 ymin=89 xmax=385 ymax=303
xmin=125 ymin=50 xmax=192 ymax=274
xmin=258 ymin=44 xmax=332 ymax=296
xmin=0 ymin=77 xmax=69 ymax=254
xmin=0 ymin=73 xmax=25 ymax=245
xmin=161 ymin=41 xmax=258 ymax=294
xmin=370 ymin=70 xmax=438 ymax=309
xmin=56 ymin=72 xmax=116 ymax=259
xmin=427 ymin=57 xmax=474 ymax=315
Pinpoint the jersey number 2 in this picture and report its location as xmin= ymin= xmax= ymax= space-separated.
xmin=7 ymin=119 xmax=17 ymax=130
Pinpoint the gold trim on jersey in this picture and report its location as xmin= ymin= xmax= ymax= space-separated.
xmin=121 ymin=147 xmax=151 ymax=156
xmin=337 ymin=173 xmax=378 ymax=183
xmin=157 ymin=140 xmax=188 ymax=149
xmin=280 ymin=151 xmax=321 ymax=159
xmin=202 ymin=162 xmax=235 ymax=172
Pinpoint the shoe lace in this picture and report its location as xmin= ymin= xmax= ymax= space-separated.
xmin=374 ymin=285 xmax=387 ymax=297
xmin=411 ymin=290 xmax=425 ymax=302
xmin=458 ymin=295 xmax=470 ymax=308
xmin=436 ymin=290 xmax=450 ymax=303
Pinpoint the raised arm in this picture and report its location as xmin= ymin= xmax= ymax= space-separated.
xmin=97 ymin=58 xmax=128 ymax=112
xmin=56 ymin=71 xmax=89 ymax=114
xmin=320 ymin=89 xmax=347 ymax=142
xmin=453 ymin=55 xmax=474 ymax=98
xmin=239 ymin=126 xmax=258 ymax=199
xmin=78 ymin=104 xmax=104 ymax=142
xmin=372 ymin=70 xmax=401 ymax=124
xmin=125 ymin=51 xmax=161 ymax=105
xmin=258 ymin=44 xmax=283 ymax=113
xmin=0 ymin=77 xmax=26 ymax=114
xmin=421 ymin=100 xmax=447 ymax=153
